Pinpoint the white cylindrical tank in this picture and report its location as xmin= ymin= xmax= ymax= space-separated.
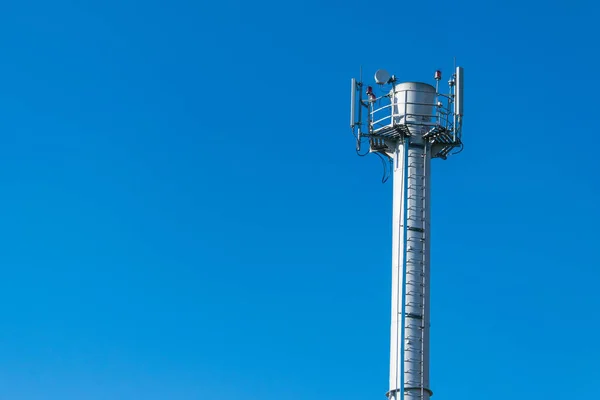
xmin=391 ymin=82 xmax=436 ymax=137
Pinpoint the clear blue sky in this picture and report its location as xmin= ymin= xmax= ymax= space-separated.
xmin=0 ymin=0 xmax=598 ymax=399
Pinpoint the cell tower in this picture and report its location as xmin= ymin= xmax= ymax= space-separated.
xmin=350 ymin=66 xmax=464 ymax=400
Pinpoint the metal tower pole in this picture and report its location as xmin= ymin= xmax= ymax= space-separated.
xmin=388 ymin=133 xmax=431 ymax=400
xmin=385 ymin=82 xmax=437 ymax=400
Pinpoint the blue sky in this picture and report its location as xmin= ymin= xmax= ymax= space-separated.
xmin=0 ymin=0 xmax=598 ymax=399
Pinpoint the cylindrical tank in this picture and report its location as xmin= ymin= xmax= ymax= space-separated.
xmin=391 ymin=82 xmax=436 ymax=138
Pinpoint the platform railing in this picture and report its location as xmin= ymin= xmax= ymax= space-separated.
xmin=368 ymin=89 xmax=454 ymax=136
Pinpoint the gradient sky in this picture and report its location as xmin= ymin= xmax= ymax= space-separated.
xmin=0 ymin=1 xmax=598 ymax=399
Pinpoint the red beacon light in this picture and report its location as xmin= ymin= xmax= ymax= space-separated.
xmin=434 ymin=70 xmax=442 ymax=80
xmin=366 ymin=86 xmax=376 ymax=102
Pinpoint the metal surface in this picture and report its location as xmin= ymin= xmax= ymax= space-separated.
xmin=391 ymin=82 xmax=436 ymax=135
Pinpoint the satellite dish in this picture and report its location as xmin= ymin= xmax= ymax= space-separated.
xmin=374 ymin=69 xmax=391 ymax=85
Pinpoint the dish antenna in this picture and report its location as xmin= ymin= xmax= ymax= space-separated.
xmin=374 ymin=69 xmax=391 ymax=85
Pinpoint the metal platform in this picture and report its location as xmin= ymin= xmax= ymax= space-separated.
xmin=423 ymin=125 xmax=462 ymax=159
xmin=371 ymin=123 xmax=411 ymax=139
xmin=368 ymin=123 xmax=461 ymax=159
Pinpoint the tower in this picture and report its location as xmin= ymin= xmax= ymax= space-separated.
xmin=350 ymin=67 xmax=464 ymax=400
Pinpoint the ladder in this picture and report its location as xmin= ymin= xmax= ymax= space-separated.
xmin=402 ymin=144 xmax=429 ymax=400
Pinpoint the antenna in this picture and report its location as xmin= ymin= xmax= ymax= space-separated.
xmin=374 ymin=69 xmax=391 ymax=85
xmin=350 ymin=67 xmax=365 ymax=152
xmin=455 ymin=66 xmax=464 ymax=117
xmin=350 ymin=78 xmax=356 ymax=128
